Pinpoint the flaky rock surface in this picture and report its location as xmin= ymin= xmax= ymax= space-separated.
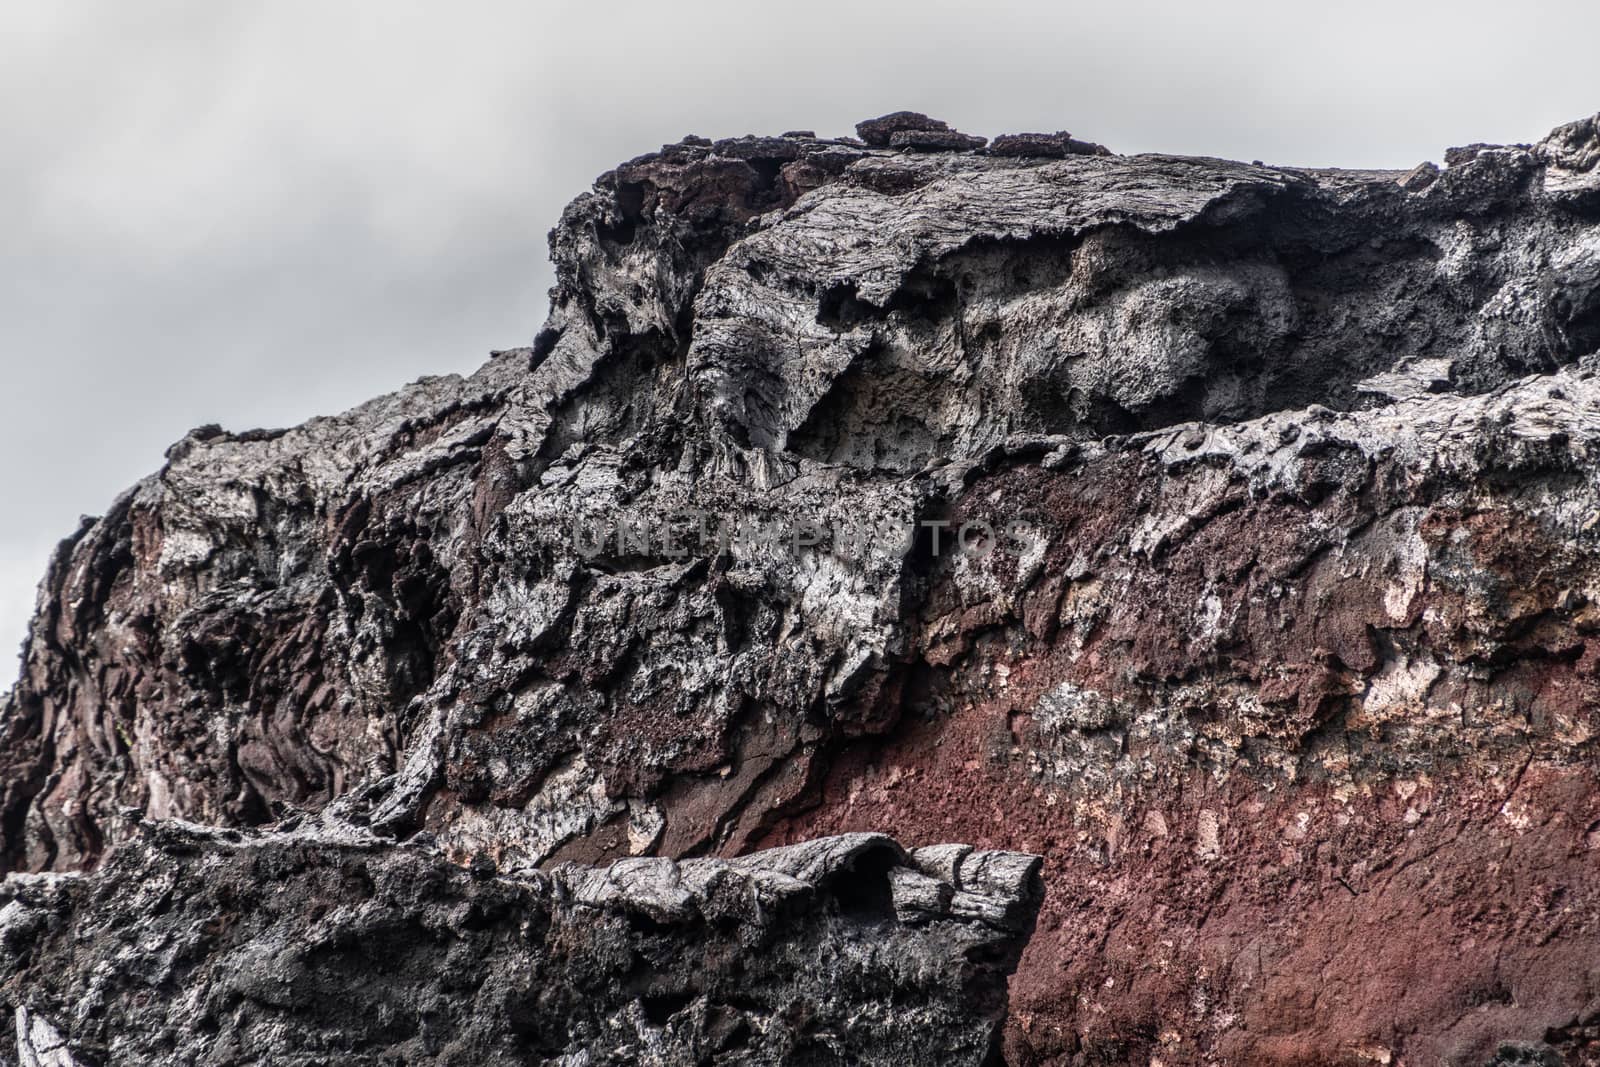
xmin=1 ymin=822 xmax=1039 ymax=1064
xmin=7 ymin=111 xmax=1600 ymax=1063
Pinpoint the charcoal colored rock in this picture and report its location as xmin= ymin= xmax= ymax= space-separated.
xmin=987 ymin=131 xmax=1111 ymax=158
xmin=1 ymin=822 xmax=1040 ymax=1064
xmin=854 ymin=110 xmax=951 ymax=146
xmin=986 ymin=131 xmax=1075 ymax=158
xmin=888 ymin=128 xmax=988 ymax=151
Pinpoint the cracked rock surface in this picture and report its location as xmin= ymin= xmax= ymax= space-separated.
xmin=1 ymin=822 xmax=1039 ymax=1065
xmin=7 ymin=110 xmax=1600 ymax=1063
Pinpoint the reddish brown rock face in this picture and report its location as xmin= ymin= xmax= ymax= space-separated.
xmin=9 ymin=115 xmax=1600 ymax=1063
xmin=755 ymin=409 xmax=1600 ymax=1061
xmin=771 ymin=743 xmax=1599 ymax=1065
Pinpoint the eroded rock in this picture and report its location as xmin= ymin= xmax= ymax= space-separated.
xmin=7 ymin=111 xmax=1600 ymax=1063
xmin=854 ymin=110 xmax=953 ymax=146
xmin=0 ymin=821 xmax=1039 ymax=1065
xmin=987 ymin=131 xmax=1111 ymax=158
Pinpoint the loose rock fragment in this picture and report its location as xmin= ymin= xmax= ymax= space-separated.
xmin=854 ymin=109 xmax=953 ymax=145
xmin=889 ymin=128 xmax=988 ymax=151
xmin=1398 ymin=160 xmax=1440 ymax=191
xmin=987 ymin=130 xmax=1111 ymax=157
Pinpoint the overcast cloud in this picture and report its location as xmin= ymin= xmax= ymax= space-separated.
xmin=3 ymin=0 xmax=1598 ymax=674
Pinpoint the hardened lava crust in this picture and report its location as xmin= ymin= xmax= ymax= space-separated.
xmin=5 ymin=109 xmax=1600 ymax=1063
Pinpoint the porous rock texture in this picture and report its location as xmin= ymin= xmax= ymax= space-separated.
xmin=7 ymin=110 xmax=1600 ymax=1063
xmin=1 ymin=822 xmax=1039 ymax=1065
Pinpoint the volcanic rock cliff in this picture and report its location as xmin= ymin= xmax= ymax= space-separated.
xmin=5 ymin=110 xmax=1600 ymax=1064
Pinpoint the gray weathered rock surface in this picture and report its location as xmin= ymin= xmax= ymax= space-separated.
xmin=1 ymin=821 xmax=1039 ymax=1064
xmin=7 ymin=109 xmax=1600 ymax=1063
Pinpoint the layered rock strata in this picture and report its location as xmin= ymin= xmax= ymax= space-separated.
xmin=7 ymin=110 xmax=1600 ymax=1063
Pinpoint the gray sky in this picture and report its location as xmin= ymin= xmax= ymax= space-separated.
xmin=3 ymin=0 xmax=1598 ymax=673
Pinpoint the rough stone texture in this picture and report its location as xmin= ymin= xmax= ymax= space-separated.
xmin=854 ymin=110 xmax=952 ymax=146
xmin=7 ymin=111 xmax=1600 ymax=1063
xmin=1398 ymin=160 xmax=1441 ymax=192
xmin=890 ymin=129 xmax=989 ymax=152
xmin=987 ymin=133 xmax=1112 ymax=159
xmin=1 ymin=821 xmax=1039 ymax=1064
